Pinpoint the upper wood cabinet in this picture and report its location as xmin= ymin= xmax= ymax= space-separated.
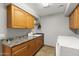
xmin=69 ymin=4 xmax=79 ymax=29
xmin=7 ymin=4 xmax=35 ymax=29
xmin=26 ymin=13 xmax=35 ymax=29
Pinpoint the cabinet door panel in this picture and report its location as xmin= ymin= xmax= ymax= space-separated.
xmin=69 ymin=5 xmax=79 ymax=29
xmin=12 ymin=46 xmax=29 ymax=56
xmin=26 ymin=14 xmax=34 ymax=28
xmin=73 ymin=7 xmax=78 ymax=29
xmin=71 ymin=13 xmax=74 ymax=28
xmin=31 ymin=16 xmax=34 ymax=28
xmin=7 ymin=4 xmax=34 ymax=28
xmin=12 ymin=42 xmax=27 ymax=53
xmin=27 ymin=40 xmax=36 ymax=55
xmin=12 ymin=6 xmax=26 ymax=28
xmin=77 ymin=6 xmax=79 ymax=28
xmin=69 ymin=11 xmax=76 ymax=29
xmin=2 ymin=45 xmax=11 ymax=56
xmin=69 ymin=15 xmax=72 ymax=29
xmin=35 ymin=36 xmax=42 ymax=51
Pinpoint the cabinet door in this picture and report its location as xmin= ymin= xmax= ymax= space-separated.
xmin=26 ymin=14 xmax=34 ymax=29
xmin=35 ymin=36 xmax=43 ymax=50
xmin=69 ymin=5 xmax=79 ymax=29
xmin=27 ymin=40 xmax=36 ymax=55
xmin=69 ymin=12 xmax=75 ymax=29
xmin=71 ymin=13 xmax=74 ymax=28
xmin=73 ymin=7 xmax=78 ymax=29
xmin=77 ymin=6 xmax=79 ymax=28
xmin=12 ymin=46 xmax=29 ymax=56
xmin=7 ymin=4 xmax=35 ymax=28
xmin=30 ymin=16 xmax=34 ymax=28
xmin=69 ymin=14 xmax=72 ymax=29
xmin=2 ymin=45 xmax=12 ymax=56
xmin=12 ymin=5 xmax=26 ymax=28
xmin=37 ymin=37 xmax=43 ymax=48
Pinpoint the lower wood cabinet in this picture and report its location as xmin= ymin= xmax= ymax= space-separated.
xmin=2 ymin=36 xmax=44 ymax=56
xmin=12 ymin=46 xmax=29 ymax=56
xmin=35 ymin=36 xmax=43 ymax=50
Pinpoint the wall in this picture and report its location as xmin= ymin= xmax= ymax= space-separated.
xmin=7 ymin=29 xmax=31 ymax=38
xmin=40 ymin=13 xmax=78 ymax=47
xmin=0 ymin=3 xmax=7 ymax=39
xmin=0 ymin=3 xmax=7 ymax=55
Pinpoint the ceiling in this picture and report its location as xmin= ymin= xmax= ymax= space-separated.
xmin=27 ymin=3 xmax=67 ymax=17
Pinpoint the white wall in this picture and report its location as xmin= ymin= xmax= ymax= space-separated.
xmin=7 ymin=28 xmax=31 ymax=38
xmin=0 ymin=3 xmax=7 ymax=55
xmin=40 ymin=13 xmax=78 ymax=47
xmin=0 ymin=3 xmax=7 ymax=39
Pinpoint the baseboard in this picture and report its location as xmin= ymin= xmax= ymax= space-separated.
xmin=44 ymin=44 xmax=55 ymax=48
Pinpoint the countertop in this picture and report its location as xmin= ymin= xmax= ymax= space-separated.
xmin=57 ymin=36 xmax=79 ymax=49
xmin=2 ymin=34 xmax=42 ymax=47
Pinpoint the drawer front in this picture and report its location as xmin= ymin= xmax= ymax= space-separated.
xmin=12 ymin=46 xmax=28 ymax=56
xmin=12 ymin=42 xmax=28 ymax=53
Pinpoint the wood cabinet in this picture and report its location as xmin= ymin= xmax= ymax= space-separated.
xmin=35 ymin=36 xmax=43 ymax=50
xmin=69 ymin=12 xmax=74 ymax=29
xmin=27 ymin=40 xmax=36 ymax=55
xmin=2 ymin=45 xmax=12 ymax=56
xmin=2 ymin=36 xmax=44 ymax=56
xmin=26 ymin=13 xmax=34 ymax=29
xmin=12 ymin=46 xmax=29 ymax=56
xmin=69 ymin=4 xmax=79 ymax=29
xmin=7 ymin=4 xmax=34 ymax=29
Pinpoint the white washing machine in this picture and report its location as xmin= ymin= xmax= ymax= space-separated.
xmin=56 ymin=36 xmax=79 ymax=56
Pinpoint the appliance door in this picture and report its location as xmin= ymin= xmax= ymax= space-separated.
xmin=56 ymin=43 xmax=79 ymax=56
xmin=60 ymin=46 xmax=79 ymax=56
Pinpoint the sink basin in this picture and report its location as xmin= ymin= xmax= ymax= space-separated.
xmin=28 ymin=34 xmax=41 ymax=37
xmin=32 ymin=34 xmax=41 ymax=36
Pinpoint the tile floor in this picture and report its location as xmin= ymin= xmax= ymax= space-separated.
xmin=35 ymin=45 xmax=55 ymax=56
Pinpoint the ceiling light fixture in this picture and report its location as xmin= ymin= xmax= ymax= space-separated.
xmin=41 ymin=3 xmax=49 ymax=8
